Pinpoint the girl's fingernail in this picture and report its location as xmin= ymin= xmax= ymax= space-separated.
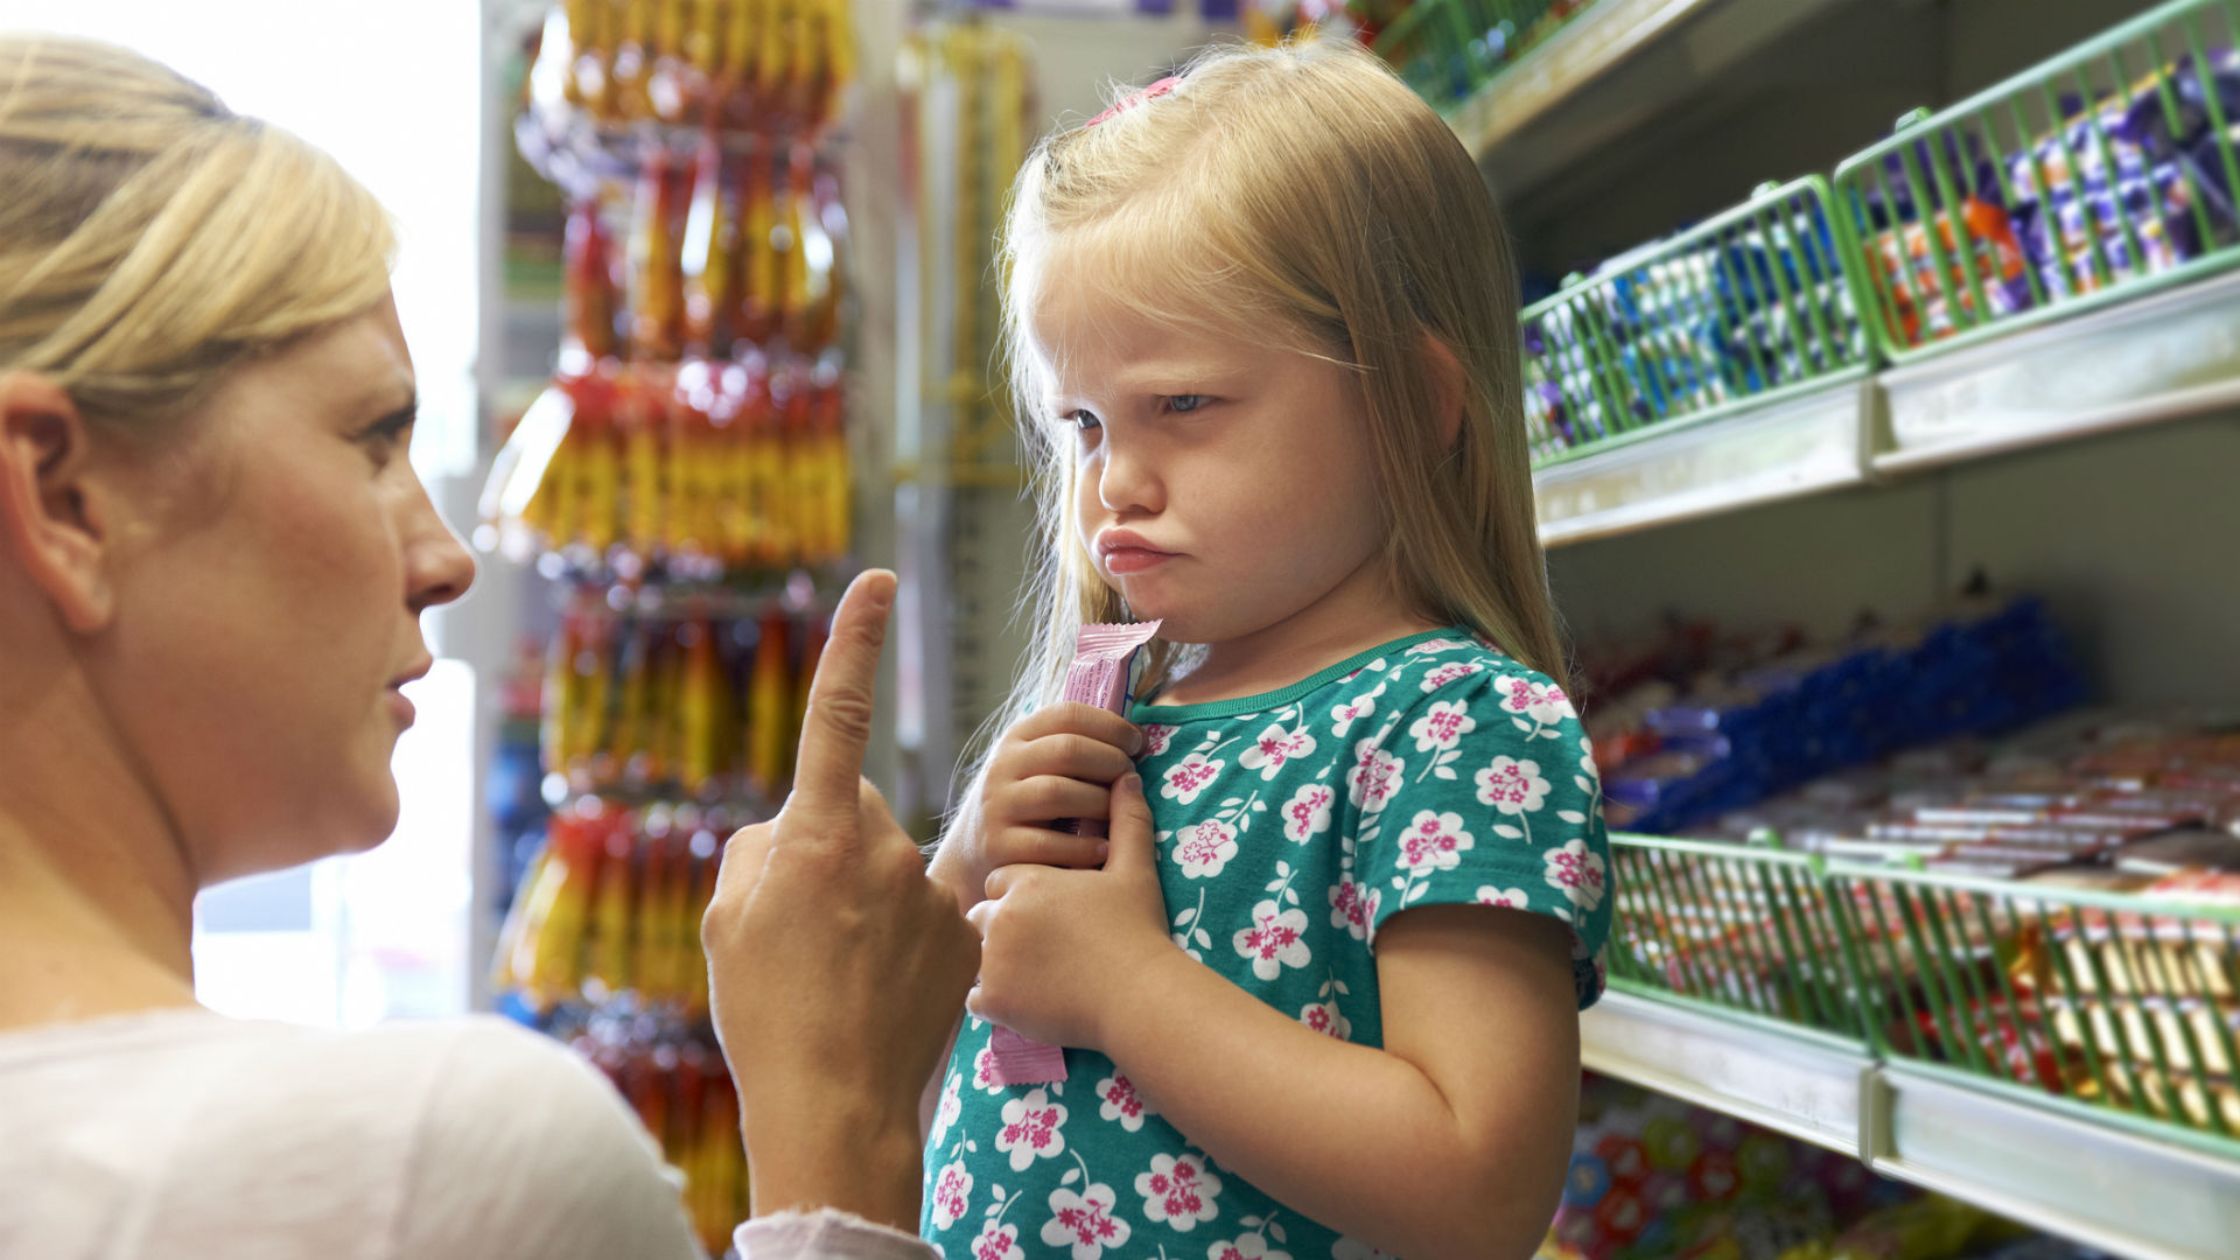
xmin=1121 ymin=773 xmax=1143 ymax=791
xmin=1094 ymin=842 xmax=1111 ymax=864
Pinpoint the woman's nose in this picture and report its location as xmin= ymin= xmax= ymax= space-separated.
xmin=403 ymin=481 xmax=476 ymax=613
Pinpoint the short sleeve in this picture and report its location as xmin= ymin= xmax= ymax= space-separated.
xmin=1351 ymin=655 xmax=1612 ymax=1009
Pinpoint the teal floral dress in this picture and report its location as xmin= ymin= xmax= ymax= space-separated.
xmin=923 ymin=629 xmax=1613 ymax=1260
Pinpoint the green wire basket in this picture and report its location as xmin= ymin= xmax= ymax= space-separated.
xmin=1826 ymin=859 xmax=2240 ymax=1155
xmin=1607 ymin=834 xmax=1871 ymax=1048
xmin=1373 ymin=0 xmax=1587 ymax=112
xmin=1834 ymin=0 xmax=2240 ymax=364
xmin=1522 ymin=177 xmax=1873 ymax=469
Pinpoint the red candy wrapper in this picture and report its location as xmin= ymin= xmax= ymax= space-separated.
xmin=988 ymin=618 xmax=1164 ymax=1088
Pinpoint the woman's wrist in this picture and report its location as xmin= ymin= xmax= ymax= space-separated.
xmin=745 ymin=1110 xmax=926 ymax=1231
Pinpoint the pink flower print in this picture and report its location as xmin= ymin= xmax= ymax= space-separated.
xmin=1545 ymin=838 xmax=1609 ymax=913
xmin=972 ymin=1045 xmax=1005 ymax=1094
xmin=1406 ymin=636 xmax=1474 ymax=656
xmin=1476 ymin=885 xmax=1531 ymax=910
xmin=1234 ymin=899 xmax=1312 ymax=981
xmin=1135 ymin=1152 xmax=1223 ymax=1230
xmin=929 ymin=1072 xmax=964 ymax=1148
xmin=1329 ymin=681 xmax=1384 ymax=737
xmin=995 ymin=1089 xmax=1067 ymax=1172
xmin=973 ymin=1223 xmax=1025 ymax=1260
xmin=1209 ymin=1234 xmax=1295 ymax=1260
xmin=1396 ymin=809 xmax=1475 ymax=874
xmin=1041 ymin=1184 xmax=1131 ymax=1260
xmin=930 ymin=1159 xmax=973 ymax=1230
xmin=1096 ymin=1073 xmax=1152 ymax=1133
xmin=1300 ymin=999 xmax=1352 ymax=1040
xmin=1346 ymin=738 xmax=1405 ymax=814
xmin=1419 ymin=660 xmax=1485 ymax=693
xmin=1160 ymin=754 xmax=1225 ymax=805
xmin=1407 ymin=699 xmax=1476 ymax=753
xmin=1141 ymin=723 xmax=1178 ymax=756
xmin=1328 ymin=878 xmax=1380 ymax=941
xmin=1174 ymin=820 xmax=1239 ymax=879
xmin=1238 ymin=721 xmax=1317 ymax=780
xmin=1474 ymin=755 xmax=1550 ymax=816
xmin=1496 ymin=674 xmax=1575 ymax=726
xmin=1281 ymin=783 xmax=1334 ymax=844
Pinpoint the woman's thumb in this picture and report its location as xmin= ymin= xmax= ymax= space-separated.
xmin=1105 ymin=774 xmax=1157 ymax=872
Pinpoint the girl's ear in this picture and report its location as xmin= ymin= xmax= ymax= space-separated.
xmin=1421 ymin=333 xmax=1465 ymax=453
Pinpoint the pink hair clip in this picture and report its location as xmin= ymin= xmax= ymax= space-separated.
xmin=1086 ymin=75 xmax=1180 ymax=128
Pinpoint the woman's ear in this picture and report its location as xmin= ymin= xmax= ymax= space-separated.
xmin=1422 ymin=333 xmax=1466 ymax=453
xmin=0 ymin=373 xmax=118 ymax=633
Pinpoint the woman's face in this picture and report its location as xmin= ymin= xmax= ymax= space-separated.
xmin=97 ymin=296 xmax=475 ymax=884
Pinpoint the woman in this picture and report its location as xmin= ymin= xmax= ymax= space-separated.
xmin=0 ymin=35 xmax=969 ymax=1258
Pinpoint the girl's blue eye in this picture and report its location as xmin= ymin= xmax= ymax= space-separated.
xmin=1066 ymin=410 xmax=1103 ymax=432
xmin=1164 ymin=394 xmax=1209 ymax=414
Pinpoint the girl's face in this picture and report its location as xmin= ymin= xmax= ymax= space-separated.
xmin=97 ymin=295 xmax=475 ymax=884
xmin=1034 ymin=275 xmax=1390 ymax=648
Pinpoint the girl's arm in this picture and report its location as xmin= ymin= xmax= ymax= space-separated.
xmin=972 ymin=777 xmax=1581 ymax=1260
xmin=1099 ymin=905 xmax=1578 ymax=1260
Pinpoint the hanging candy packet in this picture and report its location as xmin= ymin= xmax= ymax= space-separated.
xmin=987 ymin=617 xmax=1163 ymax=1086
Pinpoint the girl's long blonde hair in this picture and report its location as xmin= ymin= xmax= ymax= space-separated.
xmin=957 ymin=36 xmax=1565 ymax=812
xmin=0 ymin=36 xmax=394 ymax=434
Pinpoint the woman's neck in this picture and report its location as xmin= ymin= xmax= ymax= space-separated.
xmin=1156 ymin=552 xmax=1438 ymax=707
xmin=0 ymin=662 xmax=200 ymax=1034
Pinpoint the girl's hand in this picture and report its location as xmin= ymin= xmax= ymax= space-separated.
xmin=932 ymin=703 xmax=1143 ymax=910
xmin=967 ymin=774 xmax=1178 ymax=1051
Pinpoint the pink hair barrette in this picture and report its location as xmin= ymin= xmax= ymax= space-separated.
xmin=1086 ymin=75 xmax=1180 ymax=128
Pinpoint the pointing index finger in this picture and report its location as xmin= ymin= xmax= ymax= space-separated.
xmin=789 ymin=569 xmax=896 ymax=829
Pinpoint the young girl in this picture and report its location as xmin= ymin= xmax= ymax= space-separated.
xmin=923 ymin=39 xmax=1611 ymax=1260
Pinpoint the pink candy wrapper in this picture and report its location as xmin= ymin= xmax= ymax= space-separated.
xmin=988 ymin=618 xmax=1162 ymax=1087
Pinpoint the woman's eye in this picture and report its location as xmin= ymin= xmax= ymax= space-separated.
xmin=360 ymin=416 xmax=414 ymax=465
xmin=1163 ymin=394 xmax=1210 ymax=415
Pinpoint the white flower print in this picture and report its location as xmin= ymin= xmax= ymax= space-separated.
xmin=1300 ymin=999 xmax=1352 ymax=1040
xmin=930 ymin=1160 xmax=973 ymax=1230
xmin=972 ymin=1046 xmax=1005 ymax=1094
xmin=1136 ymin=1152 xmax=1223 ymax=1230
xmin=1096 ymin=1073 xmax=1152 ymax=1133
xmin=1545 ymin=838 xmax=1609 ymax=913
xmin=1209 ymin=1234 xmax=1294 ymax=1260
xmin=1476 ymin=885 xmax=1531 ymax=910
xmin=1141 ymin=723 xmax=1178 ymax=756
xmin=1475 ymin=756 xmax=1551 ymax=816
xmin=1580 ymin=734 xmax=1599 ymax=779
xmin=1346 ymin=738 xmax=1405 ymax=814
xmin=1328 ymin=878 xmax=1380 ymax=941
xmin=1174 ymin=820 xmax=1240 ymax=879
xmin=1496 ymin=674 xmax=1576 ymax=726
xmin=1419 ymin=660 xmax=1485 ymax=693
xmin=972 ymin=1223 xmax=1025 ymax=1260
xmin=1407 ymin=700 xmax=1476 ymax=753
xmin=1161 ymin=754 xmax=1226 ymax=805
xmin=994 ymin=1089 xmax=1067 ymax=1172
xmin=1238 ymin=721 xmax=1318 ymax=780
xmin=1234 ymin=899 xmax=1312 ymax=981
xmin=929 ymin=1071 xmax=964 ymax=1148
xmin=1396 ymin=809 xmax=1475 ymax=873
xmin=1405 ymin=636 xmax=1475 ymax=656
xmin=1280 ymin=783 xmax=1335 ymax=844
xmin=1328 ymin=681 xmax=1385 ymax=738
xmin=1042 ymin=1183 xmax=1130 ymax=1260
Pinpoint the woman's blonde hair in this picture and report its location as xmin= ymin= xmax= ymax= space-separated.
xmin=0 ymin=36 xmax=394 ymax=433
xmin=960 ymin=36 xmax=1564 ymax=810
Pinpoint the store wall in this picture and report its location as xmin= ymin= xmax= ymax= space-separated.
xmin=1547 ymin=415 xmax=2240 ymax=706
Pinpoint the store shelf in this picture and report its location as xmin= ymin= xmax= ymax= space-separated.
xmin=1585 ymin=993 xmax=2240 ymax=1260
xmin=1582 ymin=991 xmax=1873 ymax=1156
xmin=1533 ymin=376 xmax=1871 ymax=546
xmin=1448 ymin=0 xmax=1707 ymax=160
xmin=1868 ymin=1064 xmax=2240 ymax=1260
xmin=1875 ymin=266 xmax=2240 ymax=476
